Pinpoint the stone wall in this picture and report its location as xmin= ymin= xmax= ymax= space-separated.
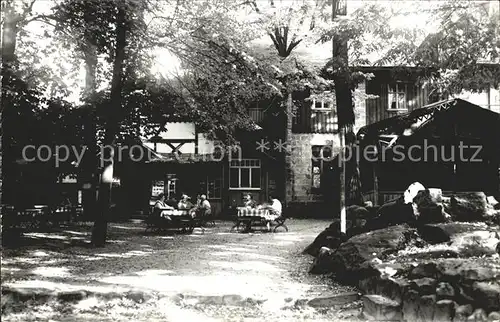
xmin=286 ymin=133 xmax=341 ymax=203
xmin=284 ymin=84 xmax=367 ymax=215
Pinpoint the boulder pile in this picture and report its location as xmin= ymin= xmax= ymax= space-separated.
xmin=305 ymin=184 xmax=500 ymax=321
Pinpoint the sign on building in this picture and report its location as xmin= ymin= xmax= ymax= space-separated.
xmin=151 ymin=180 xmax=165 ymax=197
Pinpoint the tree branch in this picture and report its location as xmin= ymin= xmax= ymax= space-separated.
xmin=23 ymin=14 xmax=59 ymax=26
xmin=286 ymin=39 xmax=302 ymax=57
xmin=21 ymin=0 xmax=37 ymax=20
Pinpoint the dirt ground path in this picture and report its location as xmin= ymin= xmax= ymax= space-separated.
xmin=1 ymin=219 xmax=361 ymax=321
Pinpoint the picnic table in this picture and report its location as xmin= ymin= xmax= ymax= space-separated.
xmin=146 ymin=208 xmax=205 ymax=234
xmin=231 ymin=207 xmax=288 ymax=233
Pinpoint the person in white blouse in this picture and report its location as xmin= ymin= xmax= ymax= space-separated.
xmin=262 ymin=194 xmax=282 ymax=231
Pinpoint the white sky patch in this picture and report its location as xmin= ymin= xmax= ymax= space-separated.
xmin=151 ymin=48 xmax=185 ymax=79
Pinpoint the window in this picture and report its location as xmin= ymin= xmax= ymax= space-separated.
xmin=311 ymin=146 xmax=333 ymax=189
xmin=229 ymin=159 xmax=261 ymax=189
xmin=311 ymin=97 xmax=333 ymax=110
xmin=200 ymin=176 xmax=222 ymax=199
xmin=388 ymin=83 xmax=408 ymax=111
xmin=207 ymin=177 xmax=222 ymax=199
xmin=166 ymin=174 xmax=177 ymax=199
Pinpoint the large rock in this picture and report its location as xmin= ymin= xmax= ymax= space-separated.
xmin=450 ymin=192 xmax=489 ymax=222
xmin=468 ymin=308 xmax=488 ymax=321
xmin=436 ymin=282 xmax=456 ymax=300
xmin=450 ymin=230 xmax=500 ymax=257
xmin=303 ymin=221 xmax=348 ymax=257
xmin=306 ymin=292 xmax=360 ymax=308
xmin=402 ymin=293 xmax=438 ymax=322
xmin=454 ymin=304 xmax=474 ymax=321
xmin=488 ymin=311 xmax=500 ymax=321
xmin=345 ymin=205 xmax=372 ymax=236
xmin=404 ymin=182 xmax=426 ymax=204
xmin=418 ymin=222 xmax=492 ymax=244
xmin=409 ymin=277 xmax=437 ymax=295
xmin=409 ymin=259 xmax=500 ymax=283
xmin=368 ymin=199 xmax=417 ymax=230
xmin=472 ymin=281 xmax=500 ymax=312
xmin=309 ymin=247 xmax=336 ymax=274
xmin=418 ymin=223 xmax=500 ymax=256
xmin=303 ymin=205 xmax=373 ymax=256
xmin=359 ymin=276 xmax=410 ymax=304
xmin=412 ymin=189 xmax=448 ymax=224
xmin=488 ymin=196 xmax=499 ymax=208
xmin=362 ymin=294 xmax=403 ymax=321
xmin=329 ymin=225 xmax=416 ymax=282
xmin=433 ymin=299 xmax=455 ymax=322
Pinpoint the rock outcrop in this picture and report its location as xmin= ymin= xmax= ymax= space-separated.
xmin=309 ymin=225 xmax=416 ymax=283
xmin=450 ymin=192 xmax=490 ymax=222
xmin=306 ymin=190 xmax=500 ymax=321
xmin=303 ymin=205 xmax=374 ymax=256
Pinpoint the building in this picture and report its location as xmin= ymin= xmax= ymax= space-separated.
xmin=284 ymin=66 xmax=500 ymax=214
xmin=118 ymin=101 xmax=287 ymax=218
xmin=356 ymin=98 xmax=500 ymax=204
xmin=284 ymin=67 xmax=431 ymax=214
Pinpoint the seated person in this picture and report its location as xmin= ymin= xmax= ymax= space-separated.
xmin=165 ymin=197 xmax=178 ymax=209
xmin=154 ymin=193 xmax=174 ymax=219
xmin=261 ymin=194 xmax=282 ymax=231
xmin=243 ymin=194 xmax=257 ymax=208
xmin=178 ymin=194 xmax=194 ymax=210
xmin=189 ymin=194 xmax=211 ymax=218
xmin=198 ymin=194 xmax=211 ymax=216
xmin=265 ymin=194 xmax=282 ymax=216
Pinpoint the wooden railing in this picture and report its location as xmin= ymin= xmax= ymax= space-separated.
xmin=292 ymin=108 xmax=338 ymax=133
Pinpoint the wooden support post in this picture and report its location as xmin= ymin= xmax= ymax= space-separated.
xmin=339 ymin=127 xmax=347 ymax=233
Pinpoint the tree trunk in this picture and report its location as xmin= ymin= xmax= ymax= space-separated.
xmin=1 ymin=2 xmax=21 ymax=211
xmin=81 ymin=42 xmax=98 ymax=219
xmin=284 ymin=92 xmax=293 ymax=207
xmin=90 ymin=4 xmax=127 ymax=247
xmin=373 ymin=163 xmax=379 ymax=206
xmin=332 ymin=0 xmax=353 ymax=233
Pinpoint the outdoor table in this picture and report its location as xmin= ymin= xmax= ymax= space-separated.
xmin=146 ymin=208 xmax=203 ymax=234
xmin=232 ymin=207 xmax=282 ymax=232
xmin=160 ymin=209 xmax=191 ymax=218
xmin=237 ymin=207 xmax=280 ymax=221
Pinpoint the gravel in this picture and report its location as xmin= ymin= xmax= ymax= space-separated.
xmin=2 ymin=219 xmax=360 ymax=321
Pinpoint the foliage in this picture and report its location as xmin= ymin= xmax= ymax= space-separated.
xmin=4 ymin=0 xmax=499 ymax=150
xmin=413 ymin=2 xmax=500 ymax=96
